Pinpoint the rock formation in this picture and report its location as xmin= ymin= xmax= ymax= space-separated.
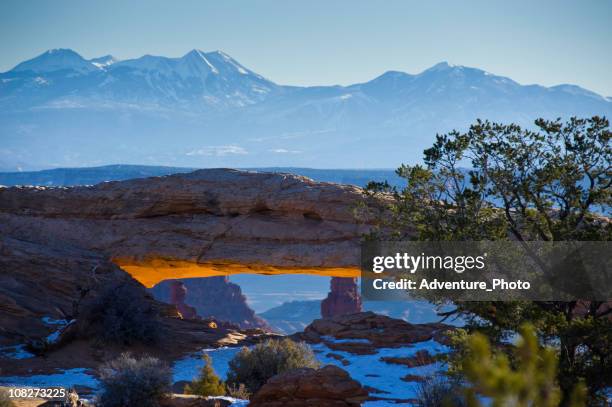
xmin=321 ymin=277 xmax=362 ymax=319
xmin=380 ymin=349 xmax=435 ymax=367
xmin=0 ymin=236 xmax=128 ymax=346
xmin=0 ymin=235 xmax=280 ymax=379
xmin=151 ymin=277 xmax=269 ymax=329
xmin=293 ymin=311 xmax=452 ymax=355
xmin=0 ymin=169 xmax=372 ymax=375
xmin=168 ymin=281 xmax=197 ymax=320
xmin=249 ymin=365 xmax=369 ymax=407
xmin=0 ymin=169 xmax=376 ymax=287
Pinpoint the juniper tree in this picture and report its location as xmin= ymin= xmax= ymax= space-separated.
xmin=184 ymin=354 xmax=226 ymax=397
xmin=364 ymin=116 xmax=611 ymax=404
xmin=460 ymin=324 xmax=587 ymax=407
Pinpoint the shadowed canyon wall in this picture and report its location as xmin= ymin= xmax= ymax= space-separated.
xmin=150 ymin=277 xmax=269 ymax=329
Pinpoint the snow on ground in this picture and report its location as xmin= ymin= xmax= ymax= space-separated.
xmin=312 ymin=339 xmax=449 ymax=406
xmin=211 ymin=396 xmax=249 ymax=406
xmin=0 ymin=344 xmax=35 ymax=359
xmin=320 ymin=335 xmax=371 ymax=344
xmin=172 ymin=346 xmax=243 ymax=383
xmin=173 ymin=339 xmax=449 ymax=406
xmin=41 ymin=316 xmax=70 ymax=325
xmin=46 ymin=320 xmax=75 ymax=344
xmin=1 ymin=335 xmax=448 ymax=406
xmin=0 ymin=368 xmax=99 ymax=389
xmin=0 ymin=316 xmax=74 ymax=359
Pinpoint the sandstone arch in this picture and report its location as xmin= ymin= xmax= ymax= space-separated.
xmin=0 ymin=169 xmax=372 ymax=287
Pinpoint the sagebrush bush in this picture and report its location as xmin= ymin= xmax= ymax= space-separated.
xmin=184 ymin=354 xmax=225 ymax=397
xmin=0 ymin=388 xmax=15 ymax=407
xmin=226 ymin=338 xmax=319 ymax=393
xmin=81 ymin=282 xmax=162 ymax=345
xmin=98 ymin=353 xmax=171 ymax=407
xmin=226 ymin=383 xmax=251 ymax=400
xmin=415 ymin=375 xmax=466 ymax=407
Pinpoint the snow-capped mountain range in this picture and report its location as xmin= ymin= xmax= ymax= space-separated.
xmin=1 ymin=48 xmax=611 ymax=170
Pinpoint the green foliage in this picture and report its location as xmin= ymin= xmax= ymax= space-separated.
xmin=226 ymin=383 xmax=251 ymax=400
xmin=98 ymin=353 xmax=172 ymax=407
xmin=364 ymin=116 xmax=612 ymax=403
xmin=460 ymin=325 xmax=586 ymax=407
xmin=226 ymin=338 xmax=319 ymax=393
xmin=184 ymin=354 xmax=226 ymax=397
xmin=81 ymin=282 xmax=162 ymax=346
xmin=365 ymin=117 xmax=611 ymax=242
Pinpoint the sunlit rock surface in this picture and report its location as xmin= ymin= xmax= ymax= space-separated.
xmin=249 ymin=365 xmax=368 ymax=407
xmin=0 ymin=169 xmax=377 ymax=353
xmin=0 ymin=169 xmax=376 ymax=287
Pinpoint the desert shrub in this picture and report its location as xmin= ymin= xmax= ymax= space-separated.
xmin=98 ymin=353 xmax=171 ymax=407
xmin=226 ymin=338 xmax=319 ymax=393
xmin=0 ymin=388 xmax=15 ymax=407
xmin=415 ymin=375 xmax=466 ymax=407
xmin=226 ymin=383 xmax=251 ymax=400
xmin=81 ymin=282 xmax=162 ymax=345
xmin=184 ymin=354 xmax=225 ymax=397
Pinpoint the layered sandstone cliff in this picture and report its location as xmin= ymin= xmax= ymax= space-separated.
xmin=0 ymin=169 xmax=375 ymax=351
xmin=0 ymin=169 xmax=374 ymax=287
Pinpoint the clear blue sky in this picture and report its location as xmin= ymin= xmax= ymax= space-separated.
xmin=1 ymin=0 xmax=611 ymax=95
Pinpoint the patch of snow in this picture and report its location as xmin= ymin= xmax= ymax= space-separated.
xmin=0 ymin=344 xmax=35 ymax=359
xmin=210 ymin=396 xmax=248 ymax=406
xmin=251 ymin=86 xmax=268 ymax=94
xmin=313 ymin=339 xmax=449 ymax=405
xmin=90 ymin=55 xmax=118 ymax=69
xmin=34 ymin=77 xmax=49 ymax=85
xmin=44 ymin=319 xmax=75 ymax=344
xmin=198 ymin=53 xmax=219 ymax=74
xmin=173 ymin=347 xmax=242 ymax=383
xmin=320 ymin=336 xmax=371 ymax=344
xmin=41 ymin=316 xmax=69 ymax=325
xmin=46 ymin=330 xmax=62 ymax=343
xmin=0 ymin=368 xmax=99 ymax=389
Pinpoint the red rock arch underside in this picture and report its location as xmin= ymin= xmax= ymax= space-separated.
xmin=114 ymin=258 xmax=360 ymax=288
xmin=0 ymin=169 xmax=375 ymax=286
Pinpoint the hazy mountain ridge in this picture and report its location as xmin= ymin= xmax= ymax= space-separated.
xmin=0 ymin=164 xmax=404 ymax=188
xmin=258 ymin=299 xmax=462 ymax=334
xmin=1 ymin=49 xmax=611 ymax=170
